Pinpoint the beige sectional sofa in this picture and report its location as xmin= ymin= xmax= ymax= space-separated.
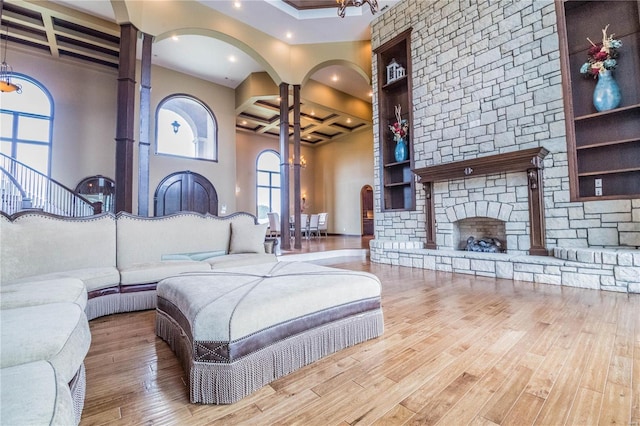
xmin=0 ymin=210 xmax=276 ymax=425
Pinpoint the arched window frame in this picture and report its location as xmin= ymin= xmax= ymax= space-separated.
xmin=154 ymin=94 xmax=218 ymax=162
xmin=0 ymin=73 xmax=54 ymax=176
xmin=256 ymin=149 xmax=281 ymax=222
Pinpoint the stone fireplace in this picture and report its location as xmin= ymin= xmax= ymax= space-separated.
xmin=413 ymin=148 xmax=549 ymax=256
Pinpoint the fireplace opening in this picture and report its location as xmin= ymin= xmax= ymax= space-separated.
xmin=453 ymin=217 xmax=507 ymax=252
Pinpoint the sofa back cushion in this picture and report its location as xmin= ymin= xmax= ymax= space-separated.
xmin=0 ymin=212 xmax=117 ymax=284
xmin=116 ymin=212 xmax=259 ymax=268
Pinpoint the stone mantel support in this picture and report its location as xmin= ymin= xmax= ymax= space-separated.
xmin=413 ymin=147 xmax=549 ymax=256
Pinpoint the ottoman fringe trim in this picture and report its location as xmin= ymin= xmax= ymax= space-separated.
xmin=156 ymin=309 xmax=384 ymax=404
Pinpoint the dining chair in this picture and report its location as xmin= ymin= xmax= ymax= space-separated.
xmin=300 ymin=213 xmax=309 ymax=239
xmin=267 ymin=212 xmax=281 ymax=237
xmin=318 ymin=212 xmax=328 ymax=238
xmin=308 ymin=214 xmax=320 ymax=238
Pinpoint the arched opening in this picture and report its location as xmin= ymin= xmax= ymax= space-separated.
xmin=361 ymin=185 xmax=373 ymax=236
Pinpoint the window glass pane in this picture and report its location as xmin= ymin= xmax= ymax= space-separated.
xmin=258 ymin=151 xmax=279 ymax=171
xmin=1 ymin=113 xmax=13 ymax=138
xmin=17 ymin=116 xmax=50 ymax=142
xmin=1 ymin=141 xmax=12 ymax=156
xmin=156 ymin=96 xmax=217 ymax=161
xmin=257 ymin=171 xmax=270 ymax=186
xmin=271 ymin=191 xmax=281 ymax=215
xmin=272 ymin=173 xmax=281 ymax=187
xmin=16 ymin=143 xmax=49 ymax=174
xmin=257 ymin=187 xmax=270 ymax=220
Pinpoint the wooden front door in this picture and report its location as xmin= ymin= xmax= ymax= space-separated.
xmin=154 ymin=171 xmax=218 ymax=216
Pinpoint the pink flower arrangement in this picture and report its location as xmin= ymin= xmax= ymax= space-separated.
xmin=388 ymin=105 xmax=408 ymax=142
xmin=580 ymin=24 xmax=622 ymax=78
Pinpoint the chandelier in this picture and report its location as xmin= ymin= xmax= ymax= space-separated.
xmin=289 ymin=154 xmax=307 ymax=169
xmin=0 ymin=1 xmax=21 ymax=93
xmin=336 ymin=0 xmax=379 ymax=18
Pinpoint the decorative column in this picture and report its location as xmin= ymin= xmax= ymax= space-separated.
xmin=527 ymin=163 xmax=547 ymax=256
xmin=114 ymin=23 xmax=137 ymax=213
xmin=279 ymin=83 xmax=291 ymax=250
xmin=422 ymin=182 xmax=436 ymax=249
xmin=138 ymin=32 xmax=153 ymax=216
xmin=292 ymin=85 xmax=302 ymax=249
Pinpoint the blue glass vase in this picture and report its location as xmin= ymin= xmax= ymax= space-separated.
xmin=593 ymin=70 xmax=621 ymax=112
xmin=394 ymin=138 xmax=408 ymax=162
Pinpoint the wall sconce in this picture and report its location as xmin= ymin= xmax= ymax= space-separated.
xmin=171 ymin=120 xmax=181 ymax=134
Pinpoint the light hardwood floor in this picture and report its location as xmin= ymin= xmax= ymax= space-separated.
xmin=81 ymin=239 xmax=640 ymax=425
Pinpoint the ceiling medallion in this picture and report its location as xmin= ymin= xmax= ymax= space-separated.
xmin=336 ymin=0 xmax=379 ymax=18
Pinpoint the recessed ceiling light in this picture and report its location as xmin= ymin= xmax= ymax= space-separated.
xmin=286 ymin=32 xmax=293 ymax=39
xmin=368 ymin=91 xmax=373 ymax=97
xmin=233 ymin=1 xmax=241 ymax=8
xmin=172 ymin=35 xmax=179 ymax=41
xmin=332 ymin=75 xmax=339 ymax=82
xmin=346 ymin=118 xmax=352 ymax=123
xmin=242 ymin=120 xmax=247 ymax=125
xmin=228 ymin=55 xmax=237 ymax=63
xmin=310 ymin=110 xmax=315 ymax=116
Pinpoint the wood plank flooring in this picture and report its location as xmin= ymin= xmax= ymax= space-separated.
xmin=81 ymin=239 xmax=640 ymax=425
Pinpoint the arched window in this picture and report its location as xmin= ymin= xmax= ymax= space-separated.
xmin=155 ymin=94 xmax=218 ymax=161
xmin=256 ymin=150 xmax=280 ymax=223
xmin=0 ymin=74 xmax=53 ymax=175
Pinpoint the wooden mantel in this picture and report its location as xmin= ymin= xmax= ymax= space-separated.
xmin=413 ymin=147 xmax=549 ymax=256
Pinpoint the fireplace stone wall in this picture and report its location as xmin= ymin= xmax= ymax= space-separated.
xmin=434 ymin=172 xmax=529 ymax=254
xmin=369 ymin=0 xmax=640 ymax=292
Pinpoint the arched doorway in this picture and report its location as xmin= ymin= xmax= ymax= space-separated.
xmin=361 ymin=185 xmax=373 ymax=236
xmin=154 ymin=171 xmax=218 ymax=216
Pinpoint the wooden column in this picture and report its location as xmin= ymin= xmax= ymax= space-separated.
xmin=527 ymin=164 xmax=547 ymax=256
xmin=292 ymin=84 xmax=302 ymax=249
xmin=138 ymin=32 xmax=152 ymax=216
xmin=423 ymin=182 xmax=436 ymax=249
xmin=115 ymin=23 xmax=137 ymax=214
xmin=279 ymin=83 xmax=291 ymax=250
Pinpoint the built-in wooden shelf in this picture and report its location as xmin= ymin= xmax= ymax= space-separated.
xmin=556 ymin=0 xmax=640 ymax=201
xmin=374 ymin=29 xmax=414 ymax=212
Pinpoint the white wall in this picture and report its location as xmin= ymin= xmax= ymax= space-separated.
xmin=313 ymin=129 xmax=374 ymax=235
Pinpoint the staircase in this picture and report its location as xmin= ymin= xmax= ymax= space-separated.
xmin=0 ymin=153 xmax=100 ymax=217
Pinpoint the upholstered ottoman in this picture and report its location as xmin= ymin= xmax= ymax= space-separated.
xmin=155 ymin=261 xmax=383 ymax=404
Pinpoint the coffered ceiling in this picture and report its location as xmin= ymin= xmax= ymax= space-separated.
xmin=1 ymin=0 xmax=397 ymax=145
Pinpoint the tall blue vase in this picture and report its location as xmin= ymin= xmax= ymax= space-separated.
xmin=593 ymin=70 xmax=621 ymax=112
xmin=394 ymin=138 xmax=408 ymax=162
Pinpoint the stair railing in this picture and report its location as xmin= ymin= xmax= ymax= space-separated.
xmin=0 ymin=153 xmax=100 ymax=216
xmin=0 ymin=166 xmax=32 ymax=216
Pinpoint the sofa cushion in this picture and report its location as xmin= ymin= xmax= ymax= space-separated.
xmin=0 ymin=278 xmax=87 ymax=310
xmin=116 ymin=212 xmax=232 ymax=268
xmin=229 ymin=222 xmax=269 ymax=254
xmin=206 ymin=253 xmax=277 ymax=269
xmin=118 ymin=261 xmax=212 ymax=286
xmin=0 ymin=361 xmax=76 ymax=426
xmin=161 ymin=250 xmax=226 ymax=261
xmin=0 ymin=212 xmax=116 ymax=284
xmin=0 ymin=302 xmax=91 ymax=383
xmin=6 ymin=267 xmax=120 ymax=292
